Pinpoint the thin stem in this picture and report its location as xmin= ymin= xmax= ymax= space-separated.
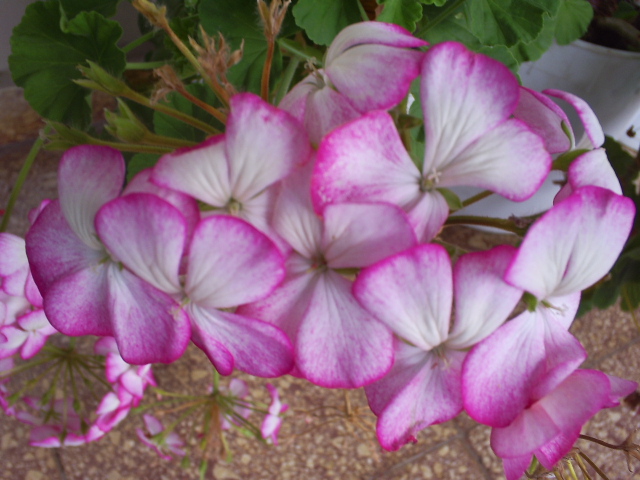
xmin=579 ymin=452 xmax=611 ymax=480
xmin=173 ymin=87 xmax=226 ymax=125
xmin=574 ymin=454 xmax=593 ymax=480
xmin=261 ymin=34 xmax=276 ymax=102
xmin=444 ymin=215 xmax=526 ymax=236
xmin=121 ymin=30 xmax=157 ymax=54
xmin=416 ymin=0 xmax=467 ymax=37
xmin=567 ymin=460 xmax=580 ymax=480
xmin=126 ymin=61 xmax=170 ymax=70
xmin=0 ymin=133 xmax=45 ymax=232
xmin=621 ymin=285 xmax=640 ymax=331
xmin=461 ymin=190 xmax=493 ymax=208
xmin=578 ymin=434 xmax=625 ymax=451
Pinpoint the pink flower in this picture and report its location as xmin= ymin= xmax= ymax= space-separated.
xmin=312 ymin=42 xmax=551 ymax=242
xmin=136 ymin=414 xmax=186 ymax=460
xmin=280 ymin=22 xmax=426 ymax=144
xmin=261 ymin=384 xmax=288 ymax=445
xmin=219 ymin=378 xmax=251 ymax=430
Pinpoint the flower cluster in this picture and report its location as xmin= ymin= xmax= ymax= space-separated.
xmin=5 ymin=21 xmax=637 ymax=477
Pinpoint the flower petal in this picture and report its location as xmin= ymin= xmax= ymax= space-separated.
xmin=295 ymin=270 xmax=393 ymax=388
xmin=420 ymin=42 xmax=520 ymax=174
xmin=505 ymin=186 xmax=635 ymax=298
xmin=312 ymin=111 xmax=420 ymax=212
xmin=96 ymin=193 xmax=186 ymax=295
xmin=462 ymin=308 xmax=586 ymax=428
xmin=107 ymin=266 xmax=190 ymax=364
xmin=225 ymin=93 xmax=310 ymax=201
xmin=326 ymin=44 xmax=423 ymax=112
xmin=323 ymin=203 xmax=416 ymax=268
xmin=354 ymin=244 xmax=452 ymax=350
xmin=26 ymin=201 xmax=104 ymax=296
xmin=58 ymin=146 xmax=125 ymax=249
xmin=447 ymin=246 xmax=522 ymax=349
xmin=368 ymin=343 xmax=464 ymax=451
xmin=186 ymin=215 xmax=285 ymax=308
xmin=152 ymin=136 xmax=231 ymax=207
xmin=188 ymin=305 xmax=294 ymax=377
xmin=544 ymin=89 xmax=604 ymax=148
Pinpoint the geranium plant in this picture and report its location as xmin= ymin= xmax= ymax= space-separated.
xmin=2 ymin=0 xmax=639 ymax=479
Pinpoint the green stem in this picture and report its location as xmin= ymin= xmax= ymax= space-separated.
xmin=125 ymin=61 xmax=170 ymax=70
xmin=461 ymin=190 xmax=493 ymax=208
xmin=274 ymin=56 xmax=301 ymax=105
xmin=444 ymin=215 xmax=526 ymax=235
xmin=121 ymin=30 xmax=158 ymax=54
xmin=0 ymin=133 xmax=45 ymax=232
xmin=578 ymin=452 xmax=610 ymax=480
xmin=416 ymin=0 xmax=466 ymax=37
xmin=277 ymin=38 xmax=324 ymax=65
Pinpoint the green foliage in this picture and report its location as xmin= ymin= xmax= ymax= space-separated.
xmin=554 ymin=0 xmax=593 ymax=45
xmin=377 ymin=0 xmax=425 ymax=31
xmin=126 ymin=153 xmax=161 ymax=183
xmin=60 ymin=0 xmax=122 ymax=18
xmin=9 ymin=1 xmax=125 ymax=129
xmin=199 ymin=0 xmax=297 ymax=94
xmin=292 ymin=0 xmax=362 ymax=46
xmin=154 ymin=84 xmax=222 ymax=142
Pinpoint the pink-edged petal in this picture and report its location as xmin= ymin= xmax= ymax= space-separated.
xmin=354 ymin=244 xmax=452 ymax=350
xmin=188 ymin=304 xmax=294 ymax=377
xmin=447 ymin=246 xmax=522 ymax=349
xmin=603 ymin=374 xmax=637 ymax=408
xmin=567 ymin=148 xmax=622 ymax=195
xmin=326 ymin=44 xmax=423 ymax=112
xmin=107 ymin=266 xmax=190 ymax=364
xmin=502 ymin=455 xmax=533 ymax=480
xmin=323 ymin=203 xmax=416 ymax=269
xmin=143 ymin=413 xmax=165 ymax=436
xmin=491 ymin=403 xmax=560 ymax=458
xmin=0 ymin=326 xmax=27 ymax=359
xmin=24 ymin=273 xmax=42 ymax=308
xmin=26 ymin=201 xmax=105 ymax=296
xmin=43 ymin=264 xmax=113 ymax=337
xmin=295 ymin=270 xmax=393 ymax=388
xmin=0 ymin=233 xmax=29 ymax=297
xmin=96 ymin=193 xmax=185 ymax=295
xmin=301 ymin=80 xmax=362 ymax=145
xmin=312 ymin=111 xmax=420 ymax=212
xmin=153 ymin=136 xmax=231 ymax=207
xmin=17 ymin=311 xmax=56 ymax=359
xmin=57 ymin=145 xmax=125 ymax=249
xmin=124 ymin=168 xmax=200 ymax=239
xmin=225 ymin=93 xmax=310 ymax=201
xmin=367 ymin=343 xmax=464 ymax=451
xmin=492 ymin=370 xmax=609 ymax=462
xmin=420 ymin=42 xmax=520 ymax=174
xmin=279 ymin=74 xmax=315 ymax=122
xmin=406 ymin=190 xmax=450 ymax=243
xmin=119 ymin=369 xmax=146 ymax=398
xmin=236 ymin=254 xmax=318 ymax=344
xmin=544 ymin=89 xmax=605 ymax=148
xmin=326 ymin=22 xmax=426 ymax=64
xmin=272 ymin=162 xmax=324 ymax=258
xmin=436 ymin=119 xmax=551 ymax=201
xmin=186 ymin=215 xmax=285 ymax=309
xmin=535 ymin=429 xmax=580 ymax=471
xmin=462 ymin=308 xmax=586 ymax=428
xmin=505 ymin=186 xmax=635 ymax=299
xmin=513 ymin=87 xmax=572 ymax=154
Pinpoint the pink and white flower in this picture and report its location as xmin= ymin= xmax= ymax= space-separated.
xmin=280 ymin=22 xmax=426 ymax=144
xmin=136 ymin=414 xmax=186 ymax=460
xmin=312 ymin=42 xmax=551 ymax=242
xmin=261 ymin=383 xmax=288 ymax=445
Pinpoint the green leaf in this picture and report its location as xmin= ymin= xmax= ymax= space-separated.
xmin=60 ymin=0 xmax=122 ymax=18
xmin=199 ymin=0 xmax=295 ymax=93
xmin=154 ymin=84 xmax=222 ymax=142
xmin=292 ymin=0 xmax=362 ymax=46
xmin=438 ymin=188 xmax=463 ymax=211
xmin=462 ymin=0 xmax=560 ymax=48
xmin=126 ymin=153 xmax=161 ymax=182
xmin=508 ymin=11 xmax=556 ymax=64
xmin=10 ymin=1 xmax=125 ymax=129
xmin=554 ymin=0 xmax=593 ymax=45
xmin=377 ymin=0 xmax=424 ymax=32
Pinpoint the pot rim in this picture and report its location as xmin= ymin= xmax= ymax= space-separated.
xmin=574 ymin=38 xmax=640 ymax=59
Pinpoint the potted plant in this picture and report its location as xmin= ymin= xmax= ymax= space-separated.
xmin=1 ymin=1 xmax=639 ymax=479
